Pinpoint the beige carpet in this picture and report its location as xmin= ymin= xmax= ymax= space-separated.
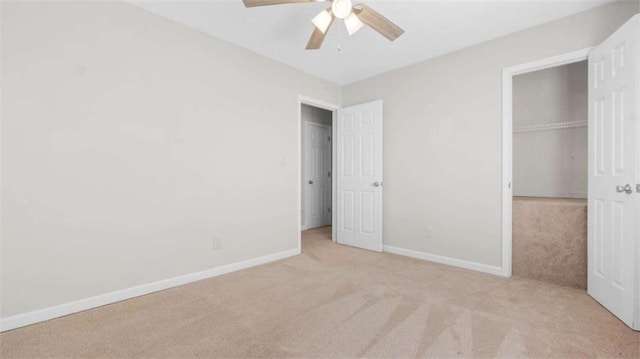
xmin=1 ymin=227 xmax=638 ymax=358
xmin=513 ymin=197 xmax=588 ymax=289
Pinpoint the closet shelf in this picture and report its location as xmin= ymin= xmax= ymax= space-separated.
xmin=513 ymin=120 xmax=587 ymax=134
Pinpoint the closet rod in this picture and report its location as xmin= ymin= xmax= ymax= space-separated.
xmin=513 ymin=120 xmax=587 ymax=134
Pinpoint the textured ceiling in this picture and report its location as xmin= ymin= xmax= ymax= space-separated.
xmin=131 ymin=0 xmax=615 ymax=85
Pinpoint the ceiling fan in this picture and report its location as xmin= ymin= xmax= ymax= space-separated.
xmin=242 ymin=0 xmax=405 ymax=50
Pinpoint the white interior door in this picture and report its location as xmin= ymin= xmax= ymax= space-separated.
xmin=305 ymin=122 xmax=332 ymax=229
xmin=588 ymin=14 xmax=639 ymax=330
xmin=336 ymin=100 xmax=383 ymax=252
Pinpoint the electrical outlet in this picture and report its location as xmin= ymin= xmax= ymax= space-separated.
xmin=212 ymin=237 xmax=222 ymax=250
xmin=425 ymin=226 xmax=433 ymax=239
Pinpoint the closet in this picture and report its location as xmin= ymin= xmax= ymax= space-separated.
xmin=512 ymin=61 xmax=588 ymax=289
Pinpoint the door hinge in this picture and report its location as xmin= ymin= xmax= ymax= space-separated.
xmin=328 ymin=136 xmax=331 ymax=142
xmin=328 ymin=207 xmax=331 ymax=213
xmin=328 ymin=171 xmax=331 ymax=178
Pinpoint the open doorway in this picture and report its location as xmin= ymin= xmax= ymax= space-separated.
xmin=298 ymin=97 xmax=384 ymax=253
xmin=511 ymin=60 xmax=588 ymax=289
xmin=503 ymin=17 xmax=639 ymax=330
xmin=299 ymin=97 xmax=339 ymax=251
xmin=501 ymin=48 xmax=592 ymax=280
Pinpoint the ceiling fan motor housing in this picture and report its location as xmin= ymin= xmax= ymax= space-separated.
xmin=332 ymin=0 xmax=353 ymax=19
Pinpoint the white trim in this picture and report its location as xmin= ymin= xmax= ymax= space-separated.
xmin=298 ymin=95 xmax=341 ymax=247
xmin=331 ymin=109 xmax=337 ymax=243
xmin=383 ymin=245 xmax=503 ymax=277
xmin=504 ymin=48 xmax=593 ymax=77
xmin=501 ymin=47 xmax=592 ymax=278
xmin=636 ymin=16 xmax=640 ymax=333
xmin=298 ymin=96 xmax=341 ymax=112
xmin=0 ymin=248 xmax=299 ymax=332
xmin=0 ymin=3 xmax=4 ymax=329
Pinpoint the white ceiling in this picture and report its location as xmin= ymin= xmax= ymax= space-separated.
xmin=131 ymin=0 xmax=615 ymax=85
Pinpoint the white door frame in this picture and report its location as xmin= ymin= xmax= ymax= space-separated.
xmin=304 ymin=120 xmax=332 ymax=230
xmin=298 ymin=95 xmax=341 ymax=252
xmin=501 ymin=47 xmax=592 ymax=277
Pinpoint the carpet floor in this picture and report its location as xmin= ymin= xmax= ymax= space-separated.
xmin=1 ymin=227 xmax=638 ymax=358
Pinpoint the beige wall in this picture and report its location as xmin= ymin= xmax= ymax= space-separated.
xmin=513 ymin=62 xmax=588 ymax=198
xmin=300 ymin=104 xmax=332 ymax=227
xmin=0 ymin=1 xmax=340 ymax=318
xmin=342 ymin=1 xmax=636 ymax=267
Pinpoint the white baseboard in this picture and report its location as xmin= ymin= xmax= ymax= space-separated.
xmin=383 ymin=245 xmax=504 ymax=277
xmin=0 ymin=248 xmax=300 ymax=332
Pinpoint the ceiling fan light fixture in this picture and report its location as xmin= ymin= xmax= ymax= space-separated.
xmin=311 ymin=9 xmax=332 ymax=34
xmin=344 ymin=12 xmax=364 ymax=35
xmin=242 ymin=0 xmax=404 ymax=50
xmin=331 ymin=0 xmax=352 ymax=19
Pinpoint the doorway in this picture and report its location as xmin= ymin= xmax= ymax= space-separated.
xmin=298 ymin=96 xmax=339 ymax=253
xmin=511 ymin=60 xmax=588 ymax=289
xmin=501 ymin=48 xmax=592 ymax=279
xmin=298 ymin=97 xmax=385 ymax=254
xmin=503 ymin=14 xmax=640 ymax=330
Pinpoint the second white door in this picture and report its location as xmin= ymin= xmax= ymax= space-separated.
xmin=306 ymin=122 xmax=332 ymax=229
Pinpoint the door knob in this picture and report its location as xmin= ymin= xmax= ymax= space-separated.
xmin=616 ymin=184 xmax=632 ymax=194
xmin=308 ymin=180 xmax=314 ymax=185
xmin=373 ymin=181 xmax=380 ymax=187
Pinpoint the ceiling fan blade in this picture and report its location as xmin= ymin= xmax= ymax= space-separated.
xmin=306 ymin=26 xmax=329 ymax=50
xmin=353 ymin=4 xmax=404 ymax=41
xmin=306 ymin=10 xmax=335 ymax=50
xmin=243 ymin=0 xmax=327 ymax=7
